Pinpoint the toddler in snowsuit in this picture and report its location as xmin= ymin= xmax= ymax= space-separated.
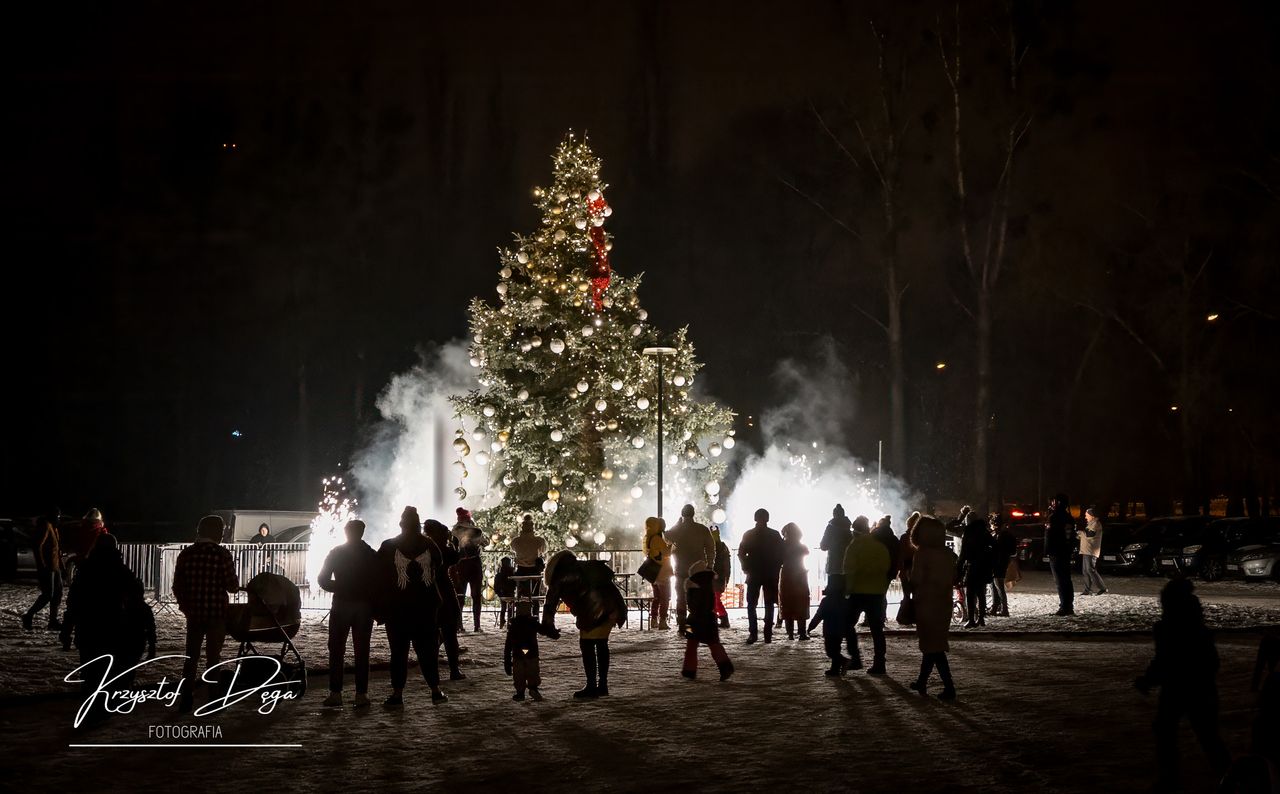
xmin=681 ymin=561 xmax=734 ymax=681
xmin=504 ymin=603 xmax=552 ymax=701
xmin=808 ymin=580 xmax=848 ymax=676
xmin=494 ymin=557 xmax=516 ymax=628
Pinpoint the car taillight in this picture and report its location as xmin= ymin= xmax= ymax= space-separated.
xmin=1033 ymin=512 xmax=1041 ymax=517
xmin=1011 ymin=510 xmax=1025 ymax=518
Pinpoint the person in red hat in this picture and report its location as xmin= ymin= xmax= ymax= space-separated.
xmin=450 ymin=507 xmax=489 ymax=633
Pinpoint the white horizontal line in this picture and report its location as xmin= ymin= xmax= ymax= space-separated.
xmin=68 ymin=744 xmax=303 ymax=748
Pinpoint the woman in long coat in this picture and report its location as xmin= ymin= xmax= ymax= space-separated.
xmin=909 ymin=516 xmax=959 ymax=699
xmin=778 ymin=523 xmax=811 ymax=640
xmin=644 ymin=517 xmax=674 ymax=630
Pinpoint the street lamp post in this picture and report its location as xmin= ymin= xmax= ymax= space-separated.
xmin=642 ymin=346 xmax=677 ymax=521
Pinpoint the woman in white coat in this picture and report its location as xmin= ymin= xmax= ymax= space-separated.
xmin=909 ymin=515 xmax=959 ymax=700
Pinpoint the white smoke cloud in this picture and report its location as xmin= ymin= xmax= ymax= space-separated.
xmin=350 ymin=340 xmax=477 ymax=548
xmin=723 ymin=338 xmax=917 ymax=589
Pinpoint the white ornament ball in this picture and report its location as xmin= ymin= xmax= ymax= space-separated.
xmin=593 ymin=532 xmax=606 ymax=545
xmin=576 ymin=380 xmax=590 ymax=393
xmin=566 ymin=536 xmax=578 ymax=548
xmin=516 ymin=252 xmax=528 ymax=264
xmin=631 ymin=436 xmax=645 ymax=449
xmin=723 ymin=436 xmax=736 ymax=449
xmin=630 ymin=324 xmax=642 ymax=336
xmin=472 ymin=429 xmax=486 ymax=441
xmin=600 ymin=468 xmax=614 ymax=481
xmin=712 ymin=508 xmax=727 ymax=524
xmin=475 ymin=451 xmax=490 ymax=466
xmin=603 ymin=206 xmax=613 ymax=217
xmin=554 ymin=230 xmax=566 ymax=241
xmin=611 ymin=379 xmax=623 ymax=391
xmin=682 ymin=430 xmax=693 ymax=441
xmin=581 ymin=325 xmax=594 ymax=337
xmin=630 ymin=486 xmax=643 ymax=499
xmin=549 ymin=338 xmax=565 ymax=354
xmin=491 ymin=441 xmax=503 ymax=452
xmin=704 ymin=480 xmax=721 ymax=496
xmin=482 ymin=404 xmax=496 ymax=417
xmin=588 ymin=189 xmax=601 ymax=202
xmin=542 ymin=499 xmax=559 ymax=514
xmin=496 ymin=283 xmax=507 ymax=296
xmin=469 ymin=356 xmax=482 ymax=368
xmin=574 ymin=218 xmax=588 ymax=230
xmin=503 ymin=473 xmax=516 ymax=486
xmin=500 ymin=266 xmax=513 ymax=279
xmin=530 ymin=335 xmax=542 ymax=348
xmin=636 ymin=397 xmax=650 ymax=410
xmin=591 ymin=216 xmax=604 ymax=227
xmin=594 ymin=399 xmax=608 ymax=412
xmin=520 ymin=342 xmax=532 ymax=353
xmin=530 ymin=296 xmax=543 ymax=309
xmin=516 ymin=389 xmax=529 ymax=402
xmin=673 ymin=375 xmax=687 ymax=387
xmin=638 ymin=309 xmax=648 ymax=321
xmin=550 ymin=429 xmax=564 ymax=442
xmin=709 ymin=442 xmax=722 ymax=457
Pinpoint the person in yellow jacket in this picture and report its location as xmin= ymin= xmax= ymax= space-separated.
xmin=844 ymin=523 xmax=891 ymax=674
xmin=643 ymin=517 xmax=674 ymax=630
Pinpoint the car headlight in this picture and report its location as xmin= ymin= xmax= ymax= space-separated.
xmin=1182 ymin=545 xmax=1202 ymax=554
xmin=1123 ymin=544 xmax=1144 ymax=552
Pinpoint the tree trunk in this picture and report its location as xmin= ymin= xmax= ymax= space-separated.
xmin=974 ymin=289 xmax=992 ymax=512
xmin=886 ymin=267 xmax=906 ymax=477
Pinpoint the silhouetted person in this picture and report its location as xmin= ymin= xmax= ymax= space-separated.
xmin=23 ymin=509 xmax=63 ymax=631
xmin=778 ymin=523 xmax=810 ymax=640
xmin=956 ymin=511 xmax=992 ymax=627
xmin=808 ymin=581 xmax=848 ymax=676
xmin=510 ymin=514 xmax=547 ymax=598
xmin=172 ymin=515 xmax=239 ymax=713
xmin=494 ymin=556 xmax=517 ymax=628
xmin=909 ymin=516 xmax=958 ymax=700
xmin=711 ymin=526 xmax=732 ymax=629
xmin=819 ymin=504 xmax=853 ymax=591
xmin=737 ymin=508 xmax=785 ymax=644
xmin=451 ymin=507 xmax=489 ymax=633
xmin=425 ymin=518 xmax=465 ymax=681
xmin=541 ymin=550 xmax=627 ymax=699
xmin=249 ymin=523 xmax=271 ymax=544
xmin=871 ymin=515 xmax=901 ymax=583
xmin=1045 ymin=494 xmax=1076 ymax=616
xmin=1221 ymin=631 xmax=1280 ymax=792
xmin=67 ymin=508 xmax=107 ymax=581
xmin=504 ymin=602 xmax=553 ymax=701
xmin=1134 ymin=578 xmax=1230 ymax=787
xmin=318 ymin=519 xmax=378 ymax=708
xmin=378 ymin=506 xmax=447 ymax=706
xmin=1079 ymin=507 xmax=1107 ymax=595
xmin=62 ymin=533 xmax=155 ymax=726
xmin=644 ymin=517 xmax=674 ymax=630
xmin=681 ymin=561 xmax=734 ymax=680
xmin=664 ymin=504 xmax=715 ymax=631
xmin=844 ymin=517 xmax=890 ymax=674
xmin=988 ymin=514 xmax=1016 ymax=617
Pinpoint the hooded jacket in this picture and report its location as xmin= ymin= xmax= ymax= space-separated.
xmin=819 ymin=508 xmax=854 ymax=576
xmin=910 ymin=517 xmax=959 ymax=654
xmin=664 ymin=516 xmax=715 ymax=579
xmin=644 ymin=517 xmax=674 ymax=581
xmin=541 ymin=550 xmax=627 ymax=635
xmin=683 ymin=568 xmax=721 ymax=644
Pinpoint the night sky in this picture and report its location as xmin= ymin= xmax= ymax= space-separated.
xmin=7 ymin=1 xmax=1279 ymax=523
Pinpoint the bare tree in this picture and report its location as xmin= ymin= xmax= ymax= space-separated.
xmin=936 ymin=1 xmax=1032 ymax=510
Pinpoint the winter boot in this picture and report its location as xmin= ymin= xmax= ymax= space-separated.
xmin=745 ymin=633 xmax=758 ymax=645
xmin=658 ymin=618 xmax=670 ymax=630
xmin=513 ymin=690 xmax=526 ymax=701
xmin=354 ymin=693 xmax=371 ymax=708
xmin=717 ymin=659 xmax=735 ymax=681
xmin=322 ymin=691 xmax=343 ymax=707
xmin=681 ymin=669 xmax=696 ymax=680
xmin=449 ymin=668 xmax=467 ymax=681
xmin=431 ymin=689 xmax=449 ymax=703
xmin=867 ymin=662 xmax=887 ymax=676
xmin=21 ymin=612 xmax=33 ymax=631
xmin=825 ymin=665 xmax=842 ymax=677
xmin=938 ymin=686 xmax=957 ymax=701
xmin=719 ymin=615 xmax=731 ymax=629
xmin=529 ymin=687 xmax=543 ymax=701
xmin=574 ymin=682 xmax=600 ymax=699
xmin=763 ymin=626 xmax=773 ymax=644
xmin=909 ymin=679 xmax=928 ymax=695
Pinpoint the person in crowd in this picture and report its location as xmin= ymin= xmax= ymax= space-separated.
xmin=1045 ymin=494 xmax=1077 ymax=616
xmin=643 ymin=517 xmax=674 ymax=630
xmin=1079 ymin=507 xmax=1107 ymax=596
xmin=1134 ymin=578 xmax=1231 ymax=788
xmin=711 ymin=525 xmax=732 ymax=629
xmin=450 ymin=509 xmax=488 ymax=632
xmin=424 ymin=518 xmax=466 ymax=681
xmin=664 ymin=504 xmax=715 ymax=631
xmin=22 ymin=509 xmax=63 ymax=631
xmin=541 ymin=550 xmax=628 ymax=699
xmin=249 ymin=523 xmax=271 ymax=544
xmin=171 ymin=515 xmax=239 ymax=713
xmin=510 ymin=514 xmax=547 ymax=598
xmin=378 ymin=506 xmax=447 ymax=706
xmin=956 ymin=510 xmax=993 ymax=628
xmin=61 ymin=532 xmax=155 ymax=726
xmin=871 ymin=515 xmax=901 ymax=583
xmin=317 ymin=519 xmax=378 ymax=708
xmin=494 ymin=556 xmax=517 ymax=628
xmin=778 ymin=523 xmax=810 ymax=640
xmin=988 ymin=514 xmax=1016 ymax=617
xmin=737 ymin=508 xmax=785 ymax=644
xmin=948 ymin=505 xmax=971 ymax=537
xmin=819 ymin=504 xmax=853 ymax=591
xmin=66 ymin=508 xmax=108 ymax=581
xmin=909 ymin=515 xmax=959 ymax=699
xmin=680 ymin=560 xmax=734 ymax=680
xmin=451 ymin=507 xmax=489 ymax=633
xmin=504 ymin=602 xmax=552 ymax=701
xmin=844 ymin=517 xmax=890 ymax=674
xmin=896 ymin=511 xmax=922 ymax=625
xmin=808 ymin=581 xmax=848 ymax=676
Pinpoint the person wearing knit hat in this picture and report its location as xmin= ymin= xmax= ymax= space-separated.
xmin=820 ymin=504 xmax=854 ymax=590
xmin=451 ymin=507 xmax=489 ymax=633
xmin=680 ymin=559 xmax=734 ymax=681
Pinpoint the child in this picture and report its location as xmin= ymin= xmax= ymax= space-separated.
xmin=808 ymin=581 xmax=847 ymax=676
xmin=681 ymin=561 xmax=734 ymax=681
xmin=494 ymin=556 xmax=516 ymax=628
xmin=504 ymin=603 xmax=551 ymax=701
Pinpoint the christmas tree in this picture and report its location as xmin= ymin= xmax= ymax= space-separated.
xmin=450 ymin=135 xmax=735 ymax=548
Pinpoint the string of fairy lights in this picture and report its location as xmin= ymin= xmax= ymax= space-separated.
xmin=449 ymin=135 xmax=736 ymax=548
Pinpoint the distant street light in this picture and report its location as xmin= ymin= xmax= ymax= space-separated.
xmin=1206 ymin=313 xmax=1220 ymax=322
xmin=935 ymin=361 xmax=947 ymax=370
xmin=642 ymin=346 xmax=677 ymax=520
xmin=1170 ymin=405 xmax=1180 ymax=412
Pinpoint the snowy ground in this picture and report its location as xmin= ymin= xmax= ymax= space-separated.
xmin=1 ymin=572 xmax=1277 ymax=792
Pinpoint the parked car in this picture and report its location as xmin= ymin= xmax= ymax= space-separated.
xmin=1 ymin=518 xmax=37 ymax=581
xmin=1012 ymin=522 xmax=1051 ymax=570
xmin=1113 ymin=516 xmax=1210 ymax=576
xmin=1094 ymin=523 xmax=1138 ymax=571
xmin=1159 ymin=517 xmax=1280 ymax=581
xmin=1224 ymin=519 xmax=1280 ymax=580
xmin=1004 ymin=503 xmax=1043 ymax=522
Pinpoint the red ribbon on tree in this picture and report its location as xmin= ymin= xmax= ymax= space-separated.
xmin=586 ymin=192 xmax=611 ymax=310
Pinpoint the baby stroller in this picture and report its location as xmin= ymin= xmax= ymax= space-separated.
xmin=225 ymin=572 xmax=307 ymax=697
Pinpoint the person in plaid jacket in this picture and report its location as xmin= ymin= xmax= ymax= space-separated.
xmin=173 ymin=515 xmax=239 ymax=711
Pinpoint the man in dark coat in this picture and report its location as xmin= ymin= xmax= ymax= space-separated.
xmin=819 ymin=504 xmax=853 ymax=591
xmin=956 ymin=511 xmax=993 ymax=627
xmin=737 ymin=508 xmax=785 ymax=644
xmin=988 ymin=514 xmax=1016 ymax=617
xmin=424 ymin=519 xmax=465 ymax=681
xmin=1044 ymin=494 xmax=1076 ymax=616
xmin=317 ymin=519 xmax=379 ymax=708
